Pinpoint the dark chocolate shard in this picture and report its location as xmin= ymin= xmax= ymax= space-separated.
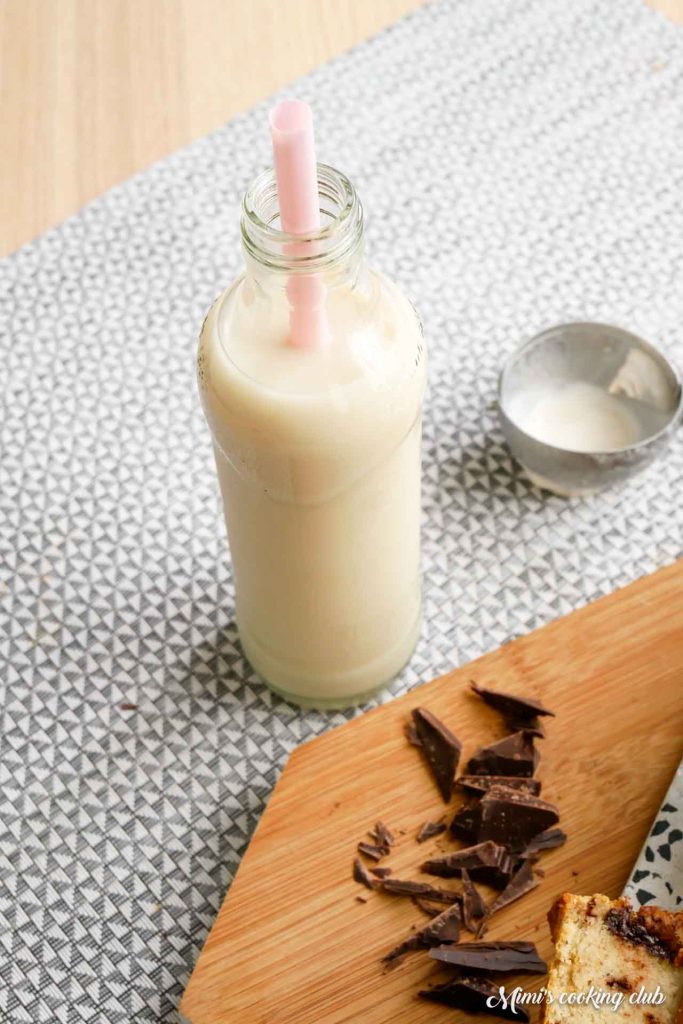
xmin=477 ymin=860 xmax=540 ymax=935
xmin=416 ymin=820 xmax=447 ymax=843
xmin=457 ymin=774 xmax=542 ymax=797
xmin=353 ymin=857 xmax=379 ymax=891
xmin=476 ymin=785 xmax=560 ymax=849
xmin=461 ymin=867 xmax=486 ymax=931
xmin=380 ymin=878 xmax=460 ymax=904
xmin=357 ymin=841 xmax=388 ymax=861
xmin=429 ymin=940 xmax=547 ymax=974
xmin=522 ymin=827 xmax=567 ymax=855
xmin=449 ymin=799 xmax=482 ymax=841
xmin=505 ymin=714 xmax=546 ymax=738
xmin=471 ymin=682 xmax=555 ymax=720
xmin=467 ymin=731 xmax=540 ymax=778
xmin=419 ymin=975 xmax=530 ymax=1022
xmin=411 ymin=707 xmax=462 ymax=802
xmin=405 ymin=721 xmax=422 ymax=747
xmin=423 ymin=841 xmax=513 ymax=888
xmin=383 ymin=902 xmax=461 ymax=963
xmin=413 ymin=897 xmax=444 ymax=917
xmin=370 ymin=821 xmax=395 ymax=847
xmin=370 ymin=866 xmax=392 ymax=878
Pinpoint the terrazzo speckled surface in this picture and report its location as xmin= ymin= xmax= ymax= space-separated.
xmin=624 ymin=762 xmax=683 ymax=909
xmin=1 ymin=0 xmax=683 ymax=1020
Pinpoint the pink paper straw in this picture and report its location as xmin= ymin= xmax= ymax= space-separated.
xmin=270 ymin=100 xmax=329 ymax=349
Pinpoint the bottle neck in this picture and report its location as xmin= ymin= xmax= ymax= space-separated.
xmin=240 ymin=163 xmax=364 ymax=289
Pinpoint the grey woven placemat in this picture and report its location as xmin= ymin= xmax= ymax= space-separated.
xmin=1 ymin=0 xmax=683 ymax=1020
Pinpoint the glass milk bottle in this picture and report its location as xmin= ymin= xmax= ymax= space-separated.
xmin=198 ymin=164 xmax=426 ymax=707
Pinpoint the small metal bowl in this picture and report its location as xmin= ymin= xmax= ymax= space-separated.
xmin=498 ymin=322 xmax=682 ymax=496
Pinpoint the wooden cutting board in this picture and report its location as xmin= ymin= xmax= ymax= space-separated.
xmin=180 ymin=561 xmax=683 ymax=1024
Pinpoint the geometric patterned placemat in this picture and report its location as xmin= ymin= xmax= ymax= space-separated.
xmin=1 ymin=0 xmax=683 ymax=1020
xmin=624 ymin=760 xmax=683 ymax=909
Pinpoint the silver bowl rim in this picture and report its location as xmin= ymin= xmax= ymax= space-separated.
xmin=498 ymin=320 xmax=683 ymax=457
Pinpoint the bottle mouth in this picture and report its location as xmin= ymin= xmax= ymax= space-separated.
xmin=241 ymin=163 xmax=363 ymax=273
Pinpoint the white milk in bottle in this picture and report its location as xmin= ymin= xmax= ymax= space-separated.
xmin=198 ymin=106 xmax=426 ymax=707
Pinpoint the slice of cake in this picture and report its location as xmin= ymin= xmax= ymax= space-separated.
xmin=543 ymin=894 xmax=683 ymax=1024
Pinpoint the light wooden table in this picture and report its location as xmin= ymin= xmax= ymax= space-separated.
xmin=2 ymin=0 xmax=681 ymax=260
xmin=0 ymin=0 xmax=426 ymax=259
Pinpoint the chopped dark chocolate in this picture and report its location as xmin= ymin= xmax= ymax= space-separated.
xmin=422 ymin=841 xmax=514 ymax=888
xmin=405 ymin=721 xmax=422 ymax=747
xmin=370 ymin=866 xmax=392 ymax=878
xmin=467 ymin=731 xmax=540 ymax=778
xmin=477 ymin=860 xmax=540 ymax=935
xmin=383 ymin=903 xmax=461 ymax=963
xmin=505 ymin=714 xmax=546 ymax=738
xmin=416 ymin=820 xmax=447 ymax=843
xmin=429 ymin=940 xmax=548 ymax=974
xmin=470 ymin=680 xmax=552 ymax=741
xmin=370 ymin=821 xmax=395 ymax=847
xmin=457 ymin=774 xmax=542 ymax=796
xmin=357 ymin=841 xmax=388 ymax=861
xmin=411 ymin=706 xmax=462 ymax=802
xmin=380 ymin=878 xmax=460 ymax=904
xmin=522 ymin=827 xmax=567 ymax=855
xmin=353 ymin=857 xmax=378 ymax=891
xmin=449 ymin=799 xmax=482 ymax=841
xmin=419 ymin=975 xmax=530 ymax=1022
xmin=470 ymin=681 xmax=555 ymax=721
xmin=476 ymin=785 xmax=559 ymax=849
xmin=413 ymin=897 xmax=444 ymax=917
xmin=461 ymin=867 xmax=486 ymax=931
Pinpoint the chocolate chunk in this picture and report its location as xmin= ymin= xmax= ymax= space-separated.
xmin=353 ymin=857 xmax=378 ymax=891
xmin=413 ymin=897 xmax=444 ymax=917
xmin=449 ymin=799 xmax=482 ymax=841
xmin=471 ymin=682 xmax=555 ymax=721
xmin=370 ymin=821 xmax=395 ymax=847
xmin=505 ymin=714 xmax=546 ymax=738
xmin=383 ymin=903 xmax=461 ymax=963
xmin=419 ymin=975 xmax=530 ymax=1022
xmin=417 ymin=903 xmax=461 ymax=944
xmin=423 ymin=841 xmax=514 ymax=887
xmin=461 ymin=868 xmax=486 ymax=931
xmin=606 ymin=976 xmax=632 ymax=992
xmin=429 ymin=940 xmax=547 ymax=974
xmin=370 ymin=866 xmax=392 ymax=878
xmin=522 ymin=827 xmax=567 ymax=855
xmin=457 ymin=774 xmax=542 ymax=796
xmin=467 ymin=731 xmax=540 ymax=777
xmin=470 ymin=680 xmax=552 ymax=741
xmin=380 ymin=878 xmax=460 ymax=903
xmin=357 ymin=841 xmax=388 ymax=861
xmin=605 ymin=906 xmax=681 ymax=963
xmin=411 ymin=707 xmax=462 ymax=802
xmin=476 ymin=785 xmax=560 ymax=849
xmin=477 ymin=860 xmax=540 ymax=934
xmin=405 ymin=721 xmax=422 ymax=747
xmin=416 ymin=820 xmax=447 ymax=843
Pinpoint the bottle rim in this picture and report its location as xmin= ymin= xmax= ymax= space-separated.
xmin=241 ymin=163 xmax=363 ymax=273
